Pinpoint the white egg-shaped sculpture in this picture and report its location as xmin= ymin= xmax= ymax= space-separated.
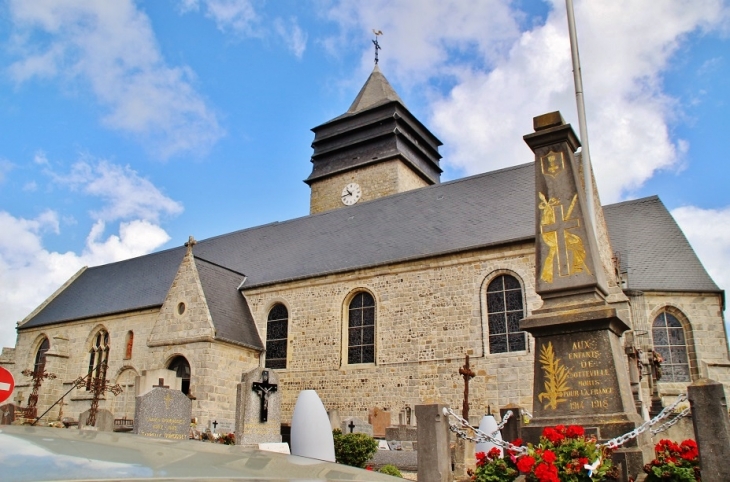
xmin=475 ymin=414 xmax=503 ymax=457
xmin=290 ymin=390 xmax=336 ymax=462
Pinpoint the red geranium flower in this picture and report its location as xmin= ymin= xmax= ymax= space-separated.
xmin=566 ymin=425 xmax=585 ymax=438
xmin=542 ymin=427 xmax=565 ymax=444
xmin=487 ymin=447 xmax=502 ymax=460
xmin=476 ymin=451 xmax=487 ymax=467
xmin=542 ymin=449 xmax=556 ymax=464
xmin=534 ymin=462 xmax=560 ymax=482
xmin=516 ymin=455 xmax=536 ymax=473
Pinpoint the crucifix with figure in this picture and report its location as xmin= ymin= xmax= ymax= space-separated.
xmin=459 ymin=354 xmax=476 ymax=420
xmin=252 ymin=370 xmax=277 ymax=422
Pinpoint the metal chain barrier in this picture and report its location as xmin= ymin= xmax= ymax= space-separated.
xmin=497 ymin=410 xmax=512 ymax=430
xmin=650 ymin=407 xmax=691 ymax=435
xmin=601 ymin=394 xmax=688 ymax=449
xmin=445 ymin=394 xmax=688 ymax=454
xmin=442 ymin=407 xmax=528 ymax=455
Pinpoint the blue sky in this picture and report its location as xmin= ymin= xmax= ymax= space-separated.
xmin=0 ymin=0 xmax=728 ymax=349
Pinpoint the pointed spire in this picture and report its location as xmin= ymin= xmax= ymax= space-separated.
xmin=346 ymin=64 xmax=405 ymax=114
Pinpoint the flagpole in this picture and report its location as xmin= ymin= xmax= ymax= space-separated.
xmin=565 ymin=0 xmax=596 ymax=235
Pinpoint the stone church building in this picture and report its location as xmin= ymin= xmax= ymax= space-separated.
xmin=1 ymin=66 xmax=727 ymax=431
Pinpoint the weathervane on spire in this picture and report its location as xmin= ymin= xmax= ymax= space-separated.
xmin=372 ymin=29 xmax=383 ymax=64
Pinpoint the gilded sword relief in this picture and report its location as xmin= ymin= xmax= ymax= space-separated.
xmin=537 ymin=342 xmax=571 ymax=410
xmin=538 ymin=192 xmax=591 ymax=283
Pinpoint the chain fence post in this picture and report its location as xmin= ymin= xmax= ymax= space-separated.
xmin=687 ymin=378 xmax=730 ymax=481
xmin=416 ymin=404 xmax=451 ymax=482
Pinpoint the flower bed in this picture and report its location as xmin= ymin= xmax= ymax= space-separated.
xmin=472 ymin=425 xmax=616 ymax=482
xmin=472 ymin=425 xmax=702 ymax=482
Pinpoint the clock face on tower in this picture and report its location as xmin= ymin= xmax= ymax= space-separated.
xmin=341 ymin=182 xmax=362 ymax=205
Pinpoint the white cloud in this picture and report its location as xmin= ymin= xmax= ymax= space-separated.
xmin=325 ymin=0 xmax=729 ymax=203
xmin=672 ymin=205 xmax=730 ymax=296
xmin=0 ymin=212 xmax=171 ymax=348
xmin=0 ymin=156 xmax=180 ymax=348
xmin=49 ymin=160 xmax=183 ymax=223
xmin=178 ymin=0 xmax=260 ymax=36
xmin=325 ymin=0 xmax=521 ymax=82
xmin=274 ymin=17 xmax=308 ymax=59
xmin=7 ymin=0 xmax=224 ymax=158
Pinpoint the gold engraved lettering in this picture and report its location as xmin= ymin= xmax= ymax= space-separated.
xmin=539 ymin=193 xmax=591 ymax=283
xmin=537 ymin=342 xmax=571 ymax=410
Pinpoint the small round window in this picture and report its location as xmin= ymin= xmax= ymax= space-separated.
xmin=177 ymin=302 xmax=186 ymax=315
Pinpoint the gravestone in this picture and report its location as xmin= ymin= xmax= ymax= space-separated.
xmin=386 ymin=425 xmax=418 ymax=441
xmin=0 ymin=404 xmax=15 ymax=425
xmin=135 ymin=369 xmax=181 ymax=397
xmin=341 ymin=416 xmax=372 ymax=436
xmin=133 ymin=380 xmax=192 ymax=440
xmin=368 ymin=407 xmax=391 ymax=438
xmin=328 ymin=409 xmax=341 ymax=431
xmin=520 ymin=112 xmax=650 ymax=479
xmin=79 ymin=408 xmax=114 ymax=431
xmin=235 ymin=367 xmax=282 ymax=445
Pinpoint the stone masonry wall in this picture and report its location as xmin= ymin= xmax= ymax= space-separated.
xmin=309 ymin=158 xmax=430 ymax=214
xmin=245 ymin=242 xmax=542 ymax=425
xmin=9 ymin=308 xmax=258 ymax=426
xmin=642 ymin=291 xmax=730 ymax=398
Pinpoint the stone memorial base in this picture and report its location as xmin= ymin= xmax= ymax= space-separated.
xmin=521 ymin=302 xmax=652 ymax=480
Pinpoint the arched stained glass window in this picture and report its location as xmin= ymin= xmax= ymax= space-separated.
xmin=652 ymin=311 xmax=690 ymax=382
xmin=348 ymin=292 xmax=375 ymax=364
xmin=86 ymin=330 xmax=110 ymax=391
xmin=168 ymin=356 xmax=191 ymax=395
xmin=266 ymin=304 xmax=288 ymax=369
xmin=486 ymin=274 xmax=526 ymax=353
xmin=34 ymin=338 xmax=50 ymax=375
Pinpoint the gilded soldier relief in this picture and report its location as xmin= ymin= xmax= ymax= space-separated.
xmin=537 ymin=342 xmax=571 ymax=410
xmin=538 ymin=192 xmax=591 ymax=283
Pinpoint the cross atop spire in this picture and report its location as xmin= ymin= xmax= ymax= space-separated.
xmin=185 ymin=235 xmax=197 ymax=254
xmin=372 ymin=29 xmax=383 ymax=65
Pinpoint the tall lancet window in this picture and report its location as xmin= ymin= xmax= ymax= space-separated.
xmin=652 ymin=311 xmax=691 ymax=382
xmin=348 ymin=292 xmax=375 ymax=364
xmin=265 ymin=304 xmax=288 ymax=369
xmin=86 ymin=330 xmax=110 ymax=390
xmin=34 ymin=338 xmax=50 ymax=375
xmin=486 ymin=274 xmax=526 ymax=353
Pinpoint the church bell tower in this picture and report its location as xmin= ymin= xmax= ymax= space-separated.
xmin=306 ymin=65 xmax=443 ymax=214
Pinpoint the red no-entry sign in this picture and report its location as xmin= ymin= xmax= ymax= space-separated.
xmin=0 ymin=366 xmax=16 ymax=404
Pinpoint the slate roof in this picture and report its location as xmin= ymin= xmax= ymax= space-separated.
xmin=195 ymin=257 xmax=263 ymax=350
xmin=603 ymin=196 xmax=720 ymax=293
xmin=18 ymin=163 xmax=721 ymax=332
xmin=20 ymin=247 xmax=185 ymax=329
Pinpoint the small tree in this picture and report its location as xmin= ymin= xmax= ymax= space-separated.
xmin=332 ymin=429 xmax=378 ymax=468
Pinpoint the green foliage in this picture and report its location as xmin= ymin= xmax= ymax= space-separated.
xmin=378 ymin=464 xmax=402 ymax=477
xmin=332 ymin=429 xmax=378 ymax=468
xmin=473 ymin=448 xmax=518 ymax=482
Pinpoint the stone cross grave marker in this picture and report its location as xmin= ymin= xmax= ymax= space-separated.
xmin=235 ymin=367 xmax=281 ymax=445
xmin=459 ymin=354 xmax=476 ymax=420
xmin=133 ymin=378 xmax=191 ymax=440
xmin=341 ymin=416 xmax=372 ymax=436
